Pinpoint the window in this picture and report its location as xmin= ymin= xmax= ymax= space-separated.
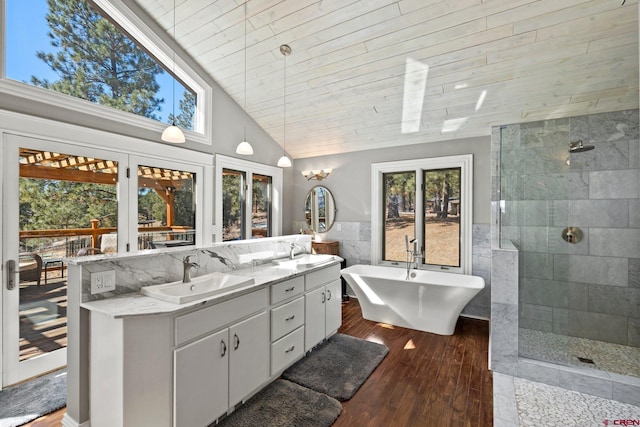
xmin=137 ymin=166 xmax=196 ymax=249
xmin=3 ymin=0 xmax=211 ymax=142
xmin=251 ymin=174 xmax=272 ymax=238
xmin=222 ymin=169 xmax=246 ymax=241
xmin=215 ymin=156 xmax=283 ymax=242
xmin=372 ymin=155 xmax=472 ymax=274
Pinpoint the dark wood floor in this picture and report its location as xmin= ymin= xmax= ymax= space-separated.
xmin=23 ymin=298 xmax=492 ymax=427
xmin=334 ymin=299 xmax=493 ymax=427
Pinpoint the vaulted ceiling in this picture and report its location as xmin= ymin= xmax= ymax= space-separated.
xmin=133 ymin=0 xmax=639 ymax=159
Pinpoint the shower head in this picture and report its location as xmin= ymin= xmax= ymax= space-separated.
xmin=569 ymin=140 xmax=594 ymax=153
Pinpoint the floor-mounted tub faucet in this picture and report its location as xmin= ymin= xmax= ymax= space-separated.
xmin=405 ymin=236 xmax=423 ymax=280
xmin=182 ymin=255 xmax=199 ymax=283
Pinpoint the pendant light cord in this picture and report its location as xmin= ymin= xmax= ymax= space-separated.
xmin=171 ymin=0 xmax=176 ymax=125
xmin=243 ymin=1 xmax=247 ymax=141
xmin=283 ymin=49 xmax=287 ymax=156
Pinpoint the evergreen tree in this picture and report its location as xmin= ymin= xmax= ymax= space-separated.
xmin=31 ymin=0 xmax=164 ymax=119
xmin=168 ymin=91 xmax=196 ymax=130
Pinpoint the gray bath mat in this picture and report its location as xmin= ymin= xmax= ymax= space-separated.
xmin=0 ymin=368 xmax=66 ymax=427
xmin=215 ymin=379 xmax=341 ymax=427
xmin=282 ymin=333 xmax=389 ymax=401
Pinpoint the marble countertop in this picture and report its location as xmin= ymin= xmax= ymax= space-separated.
xmin=81 ymin=257 xmax=342 ymax=319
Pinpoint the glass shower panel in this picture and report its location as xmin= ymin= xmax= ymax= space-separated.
xmin=502 ymin=110 xmax=640 ymax=379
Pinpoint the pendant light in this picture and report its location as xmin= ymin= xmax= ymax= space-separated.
xmin=235 ymin=1 xmax=253 ymax=155
xmin=161 ymin=0 xmax=185 ymax=143
xmin=277 ymin=44 xmax=292 ymax=168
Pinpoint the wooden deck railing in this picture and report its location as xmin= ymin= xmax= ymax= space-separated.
xmin=20 ymin=219 xmax=194 ymax=254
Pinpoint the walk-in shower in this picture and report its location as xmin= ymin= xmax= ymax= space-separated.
xmin=498 ymin=109 xmax=640 ymax=380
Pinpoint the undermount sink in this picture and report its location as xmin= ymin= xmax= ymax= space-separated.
xmin=272 ymin=254 xmax=336 ymax=269
xmin=141 ymin=272 xmax=255 ymax=304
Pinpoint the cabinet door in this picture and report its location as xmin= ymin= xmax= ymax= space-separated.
xmin=229 ymin=312 xmax=269 ymax=408
xmin=305 ymin=286 xmax=326 ymax=351
xmin=174 ymin=329 xmax=229 ymax=427
xmin=325 ymin=279 xmax=342 ymax=336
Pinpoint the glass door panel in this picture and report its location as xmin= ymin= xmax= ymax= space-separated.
xmin=423 ymin=168 xmax=461 ymax=268
xmin=3 ymin=134 xmax=126 ymax=386
xmin=251 ymin=174 xmax=272 ymax=238
xmin=138 ymin=165 xmax=195 ymax=249
xmin=382 ymin=171 xmax=416 ymax=262
xmin=222 ymin=169 xmax=246 ymax=241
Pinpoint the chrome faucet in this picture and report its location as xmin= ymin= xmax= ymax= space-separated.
xmin=405 ymin=236 xmax=422 ymax=280
xmin=290 ymin=242 xmax=305 ymax=259
xmin=182 ymin=256 xmax=199 ymax=283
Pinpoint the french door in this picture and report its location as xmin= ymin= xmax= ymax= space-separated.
xmin=1 ymin=134 xmax=128 ymax=386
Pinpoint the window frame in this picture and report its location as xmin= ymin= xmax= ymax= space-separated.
xmin=371 ymin=154 xmax=473 ymax=274
xmin=214 ymin=155 xmax=283 ymax=242
xmin=0 ymin=0 xmax=213 ymax=145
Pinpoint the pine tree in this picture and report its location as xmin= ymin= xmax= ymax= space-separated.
xmin=31 ymin=0 xmax=164 ymax=119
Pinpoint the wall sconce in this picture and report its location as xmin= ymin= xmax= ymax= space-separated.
xmin=301 ymin=169 xmax=332 ymax=181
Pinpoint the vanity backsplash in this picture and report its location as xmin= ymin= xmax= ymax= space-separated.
xmin=70 ymin=235 xmax=311 ymax=302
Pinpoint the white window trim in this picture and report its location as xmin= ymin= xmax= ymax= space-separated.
xmin=214 ymin=155 xmax=283 ymax=242
xmin=371 ymin=154 xmax=473 ymax=274
xmin=0 ymin=108 xmax=214 ymax=251
xmin=0 ymin=0 xmax=212 ymax=145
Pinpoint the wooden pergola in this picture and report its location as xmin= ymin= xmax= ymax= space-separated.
xmin=19 ymin=148 xmax=194 ymax=250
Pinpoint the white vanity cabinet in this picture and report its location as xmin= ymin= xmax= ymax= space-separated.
xmin=87 ymin=261 xmax=343 ymax=427
xmin=269 ymin=276 xmax=305 ymax=375
xmin=173 ymin=289 xmax=269 ymax=427
xmin=174 ymin=312 xmax=269 ymax=427
xmin=89 ymin=288 xmax=268 ymax=427
xmin=304 ymin=264 xmax=342 ymax=352
xmin=174 ymin=328 xmax=229 ymax=427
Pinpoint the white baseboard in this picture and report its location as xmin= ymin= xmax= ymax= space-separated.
xmin=62 ymin=413 xmax=90 ymax=427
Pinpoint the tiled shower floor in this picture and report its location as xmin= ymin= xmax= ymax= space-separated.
xmin=519 ymin=328 xmax=640 ymax=378
xmin=493 ymin=374 xmax=640 ymax=427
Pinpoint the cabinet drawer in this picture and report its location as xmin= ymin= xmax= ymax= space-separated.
xmin=305 ymin=263 xmax=340 ymax=291
xmin=175 ymin=288 xmax=267 ymax=346
xmin=271 ymin=327 xmax=304 ymax=375
xmin=271 ymin=297 xmax=304 ymax=342
xmin=271 ymin=276 xmax=304 ymax=305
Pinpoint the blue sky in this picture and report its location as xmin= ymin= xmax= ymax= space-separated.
xmin=5 ymin=0 xmax=182 ymax=124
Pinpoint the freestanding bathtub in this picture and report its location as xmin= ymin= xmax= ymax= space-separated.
xmin=341 ymin=264 xmax=484 ymax=335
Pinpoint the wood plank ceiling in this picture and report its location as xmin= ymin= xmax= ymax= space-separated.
xmin=133 ymin=0 xmax=639 ymax=159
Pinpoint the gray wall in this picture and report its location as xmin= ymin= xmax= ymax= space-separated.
xmin=292 ymin=136 xmax=493 ymax=318
xmin=500 ymin=109 xmax=640 ymax=347
xmin=292 ymin=136 xmax=492 ymax=224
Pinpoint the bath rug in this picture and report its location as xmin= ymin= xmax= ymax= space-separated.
xmin=0 ymin=368 xmax=66 ymax=427
xmin=282 ymin=333 xmax=389 ymax=401
xmin=215 ymin=379 xmax=341 ymax=427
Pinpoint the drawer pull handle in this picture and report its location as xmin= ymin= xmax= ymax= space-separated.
xmin=234 ymin=333 xmax=240 ymax=350
xmin=285 ymin=286 xmax=295 ymax=292
xmin=220 ymin=339 xmax=227 ymax=357
xmin=285 ymin=315 xmax=295 ymax=321
xmin=285 ymin=346 xmax=295 ymax=353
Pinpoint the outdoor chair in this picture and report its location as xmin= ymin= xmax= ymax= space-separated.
xmin=18 ymin=252 xmax=43 ymax=286
xmin=76 ymin=247 xmax=103 ymax=256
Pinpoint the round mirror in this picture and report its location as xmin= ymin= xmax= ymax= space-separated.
xmin=304 ymin=185 xmax=337 ymax=233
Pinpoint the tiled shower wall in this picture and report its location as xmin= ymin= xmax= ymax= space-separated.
xmin=294 ymin=220 xmax=492 ymax=318
xmin=499 ymin=109 xmax=640 ymax=347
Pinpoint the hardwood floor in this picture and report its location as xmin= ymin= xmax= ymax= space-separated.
xmin=334 ymin=299 xmax=493 ymax=427
xmin=21 ymin=298 xmax=492 ymax=427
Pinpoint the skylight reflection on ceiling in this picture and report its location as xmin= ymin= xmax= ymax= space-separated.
xmin=475 ymin=90 xmax=487 ymax=112
xmin=441 ymin=117 xmax=468 ymax=133
xmin=401 ymin=58 xmax=429 ymax=134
